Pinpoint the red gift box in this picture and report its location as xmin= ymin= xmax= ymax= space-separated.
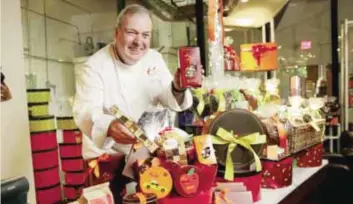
xmin=63 ymin=130 xmax=82 ymax=144
xmin=34 ymin=166 xmax=60 ymax=188
xmin=216 ymin=172 xmax=262 ymax=202
xmin=261 ymin=157 xmax=293 ymax=189
xmin=36 ymin=183 xmax=62 ymax=204
xmin=179 ymin=47 xmax=202 ymax=88
xmin=224 ymin=46 xmax=240 ymax=71
xmin=295 ymin=143 xmax=323 ymax=167
xmin=32 ymin=148 xmax=59 ymax=170
xmin=30 ymin=130 xmax=57 ymax=152
xmin=64 ymin=184 xmax=84 ymax=200
xmin=158 ymin=189 xmax=213 ymax=204
xmin=85 ymin=153 xmax=125 ymax=186
xmin=61 ymin=157 xmax=85 ymax=172
xmin=65 ymin=171 xmax=86 ymax=185
xmin=59 ymin=143 xmax=82 ymax=158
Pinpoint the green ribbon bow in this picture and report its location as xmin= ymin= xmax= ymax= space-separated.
xmin=211 ymin=127 xmax=266 ymax=181
xmin=193 ymin=88 xmax=207 ymax=115
xmin=213 ymin=89 xmax=226 ymax=112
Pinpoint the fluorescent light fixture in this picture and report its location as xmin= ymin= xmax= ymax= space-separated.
xmin=233 ymin=18 xmax=255 ymax=26
xmin=240 ymin=0 xmax=249 ymax=2
xmin=224 ymin=28 xmax=234 ymax=32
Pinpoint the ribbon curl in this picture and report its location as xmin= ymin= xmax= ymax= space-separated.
xmin=211 ymin=128 xmax=266 ymax=181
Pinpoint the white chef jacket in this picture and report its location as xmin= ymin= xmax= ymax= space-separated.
xmin=73 ymin=44 xmax=192 ymax=158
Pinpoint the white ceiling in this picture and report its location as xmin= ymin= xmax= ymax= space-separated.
xmin=223 ymin=0 xmax=289 ymax=28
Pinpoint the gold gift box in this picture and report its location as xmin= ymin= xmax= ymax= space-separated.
xmin=57 ymin=116 xmax=78 ymax=130
xmin=28 ymin=102 xmax=49 ymax=117
xmin=240 ymin=42 xmax=278 ymax=71
xmin=27 ymin=89 xmax=51 ymax=103
xmin=29 ymin=115 xmax=55 ymax=133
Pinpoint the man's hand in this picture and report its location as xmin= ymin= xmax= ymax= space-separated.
xmin=107 ymin=119 xmax=137 ymax=144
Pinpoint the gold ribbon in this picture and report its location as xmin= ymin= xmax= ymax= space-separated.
xmin=211 ymin=127 xmax=266 ymax=181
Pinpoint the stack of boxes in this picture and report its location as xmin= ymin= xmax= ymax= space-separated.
xmin=57 ymin=116 xmax=85 ymax=202
xmin=27 ymin=89 xmax=62 ymax=204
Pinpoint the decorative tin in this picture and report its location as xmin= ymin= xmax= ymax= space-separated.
xmin=27 ymin=88 xmax=51 ymax=104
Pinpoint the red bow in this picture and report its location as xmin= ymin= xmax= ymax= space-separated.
xmin=251 ymin=44 xmax=277 ymax=66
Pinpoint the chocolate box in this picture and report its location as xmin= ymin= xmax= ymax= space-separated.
xmin=36 ymin=183 xmax=62 ymax=204
xmin=64 ymin=184 xmax=84 ymax=200
xmin=59 ymin=143 xmax=82 ymax=158
xmin=261 ymin=157 xmax=293 ymax=189
xmin=62 ymin=129 xmax=82 ymax=144
xmin=61 ymin=157 xmax=85 ymax=172
xmin=65 ymin=171 xmax=86 ymax=185
xmin=29 ymin=115 xmax=55 ymax=133
xmin=240 ymin=43 xmax=278 ymax=71
xmin=178 ymin=47 xmax=202 ymax=88
xmin=30 ymin=130 xmax=57 ymax=152
xmin=34 ymin=166 xmax=60 ymax=188
xmin=32 ymin=148 xmax=59 ymax=170
xmin=27 ymin=88 xmax=51 ymax=104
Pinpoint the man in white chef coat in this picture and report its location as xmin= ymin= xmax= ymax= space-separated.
xmin=73 ymin=4 xmax=192 ymax=202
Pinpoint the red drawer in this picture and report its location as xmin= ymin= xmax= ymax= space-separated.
xmin=36 ymin=183 xmax=62 ymax=204
xmin=32 ymin=148 xmax=59 ymax=170
xmin=59 ymin=143 xmax=82 ymax=158
xmin=30 ymin=130 xmax=57 ymax=152
xmin=64 ymin=184 xmax=84 ymax=200
xmin=65 ymin=171 xmax=86 ymax=185
xmin=63 ymin=130 xmax=82 ymax=144
xmin=34 ymin=166 xmax=60 ymax=189
xmin=61 ymin=157 xmax=85 ymax=172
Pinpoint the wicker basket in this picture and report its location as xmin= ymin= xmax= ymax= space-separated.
xmin=286 ymin=119 xmax=325 ymax=154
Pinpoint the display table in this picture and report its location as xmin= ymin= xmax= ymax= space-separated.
xmin=257 ymin=160 xmax=328 ymax=204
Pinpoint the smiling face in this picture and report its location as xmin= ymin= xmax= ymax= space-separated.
xmin=115 ymin=12 xmax=152 ymax=65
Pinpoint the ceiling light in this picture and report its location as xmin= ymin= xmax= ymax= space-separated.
xmin=240 ymin=0 xmax=249 ymax=2
xmin=233 ymin=18 xmax=255 ymax=27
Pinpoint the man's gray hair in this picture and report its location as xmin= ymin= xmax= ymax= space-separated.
xmin=116 ymin=4 xmax=151 ymax=28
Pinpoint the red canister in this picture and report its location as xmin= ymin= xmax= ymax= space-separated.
xmin=62 ymin=129 xmax=82 ymax=144
xmin=64 ymin=184 xmax=84 ymax=200
xmin=59 ymin=143 xmax=82 ymax=158
xmin=32 ymin=148 xmax=59 ymax=170
xmin=30 ymin=130 xmax=57 ymax=152
xmin=36 ymin=183 xmax=62 ymax=204
xmin=65 ymin=171 xmax=86 ymax=185
xmin=34 ymin=166 xmax=60 ymax=188
xmin=61 ymin=157 xmax=85 ymax=172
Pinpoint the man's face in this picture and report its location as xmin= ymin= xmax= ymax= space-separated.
xmin=115 ymin=13 xmax=152 ymax=65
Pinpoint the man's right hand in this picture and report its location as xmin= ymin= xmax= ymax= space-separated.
xmin=107 ymin=119 xmax=137 ymax=144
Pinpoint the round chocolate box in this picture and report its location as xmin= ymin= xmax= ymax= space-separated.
xmin=203 ymin=109 xmax=265 ymax=174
